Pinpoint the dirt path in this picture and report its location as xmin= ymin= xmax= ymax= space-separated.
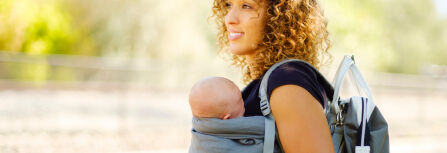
xmin=0 ymin=88 xmax=445 ymax=153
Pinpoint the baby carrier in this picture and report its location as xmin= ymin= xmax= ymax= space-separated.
xmin=189 ymin=55 xmax=389 ymax=153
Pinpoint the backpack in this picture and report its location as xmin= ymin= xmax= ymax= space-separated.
xmin=258 ymin=55 xmax=389 ymax=153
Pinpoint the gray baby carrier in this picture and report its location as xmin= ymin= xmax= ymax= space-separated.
xmin=189 ymin=55 xmax=389 ymax=153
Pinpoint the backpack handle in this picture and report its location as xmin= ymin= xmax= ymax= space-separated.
xmin=331 ymin=55 xmax=375 ymax=114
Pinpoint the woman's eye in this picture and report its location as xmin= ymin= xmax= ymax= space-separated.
xmin=225 ymin=2 xmax=232 ymax=8
xmin=242 ymin=4 xmax=252 ymax=9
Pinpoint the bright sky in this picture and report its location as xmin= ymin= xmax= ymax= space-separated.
xmin=434 ymin=0 xmax=447 ymax=17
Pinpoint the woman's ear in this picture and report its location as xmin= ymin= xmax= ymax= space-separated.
xmin=221 ymin=113 xmax=232 ymax=120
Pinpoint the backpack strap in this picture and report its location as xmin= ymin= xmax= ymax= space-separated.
xmin=331 ymin=55 xmax=375 ymax=120
xmin=258 ymin=58 xmax=333 ymax=153
xmin=259 ymin=59 xmax=333 ymax=115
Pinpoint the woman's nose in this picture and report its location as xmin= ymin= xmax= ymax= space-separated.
xmin=225 ymin=8 xmax=240 ymax=25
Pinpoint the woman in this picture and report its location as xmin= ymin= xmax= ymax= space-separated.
xmin=211 ymin=0 xmax=334 ymax=152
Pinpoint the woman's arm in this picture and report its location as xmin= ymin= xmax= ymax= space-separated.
xmin=270 ymin=84 xmax=334 ymax=153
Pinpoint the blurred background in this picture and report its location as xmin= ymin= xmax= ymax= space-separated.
xmin=0 ymin=0 xmax=446 ymax=152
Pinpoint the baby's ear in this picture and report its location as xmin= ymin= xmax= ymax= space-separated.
xmin=222 ymin=114 xmax=231 ymax=120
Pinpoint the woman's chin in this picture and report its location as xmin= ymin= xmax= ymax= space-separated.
xmin=229 ymin=47 xmax=252 ymax=55
xmin=230 ymin=50 xmax=243 ymax=55
xmin=229 ymin=42 xmax=259 ymax=56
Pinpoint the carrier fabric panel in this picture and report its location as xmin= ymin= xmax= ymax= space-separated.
xmin=189 ymin=129 xmax=264 ymax=153
xmin=189 ymin=116 xmax=281 ymax=153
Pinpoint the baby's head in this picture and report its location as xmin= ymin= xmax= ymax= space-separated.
xmin=189 ymin=77 xmax=245 ymax=120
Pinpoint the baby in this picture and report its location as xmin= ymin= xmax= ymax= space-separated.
xmin=189 ymin=77 xmax=245 ymax=120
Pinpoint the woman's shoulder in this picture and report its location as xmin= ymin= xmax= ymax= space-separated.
xmin=269 ymin=60 xmax=318 ymax=80
xmin=267 ymin=60 xmax=320 ymax=88
xmin=266 ymin=60 xmax=325 ymax=106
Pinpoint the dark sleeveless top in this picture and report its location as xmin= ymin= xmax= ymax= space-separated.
xmin=242 ymin=61 xmax=329 ymax=116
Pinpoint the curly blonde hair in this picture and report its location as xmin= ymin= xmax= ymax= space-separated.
xmin=212 ymin=0 xmax=332 ymax=84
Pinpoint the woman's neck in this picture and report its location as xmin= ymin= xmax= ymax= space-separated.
xmin=244 ymin=48 xmax=261 ymax=80
xmin=245 ymin=45 xmax=264 ymax=66
xmin=245 ymin=54 xmax=256 ymax=67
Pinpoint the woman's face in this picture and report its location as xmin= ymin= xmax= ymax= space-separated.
xmin=224 ymin=0 xmax=267 ymax=55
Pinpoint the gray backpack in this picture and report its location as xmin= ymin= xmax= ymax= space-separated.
xmin=258 ymin=55 xmax=389 ymax=153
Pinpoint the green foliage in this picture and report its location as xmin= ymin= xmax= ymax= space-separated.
xmin=0 ymin=0 xmax=97 ymax=82
xmin=0 ymin=0 xmax=446 ymax=83
xmin=0 ymin=0 xmax=97 ymax=55
xmin=322 ymin=0 xmax=447 ymax=73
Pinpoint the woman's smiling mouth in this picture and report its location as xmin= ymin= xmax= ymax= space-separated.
xmin=229 ymin=30 xmax=244 ymax=41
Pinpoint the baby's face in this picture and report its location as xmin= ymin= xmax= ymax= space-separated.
xmin=198 ymin=88 xmax=245 ymax=120
xmin=227 ymin=94 xmax=245 ymax=119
